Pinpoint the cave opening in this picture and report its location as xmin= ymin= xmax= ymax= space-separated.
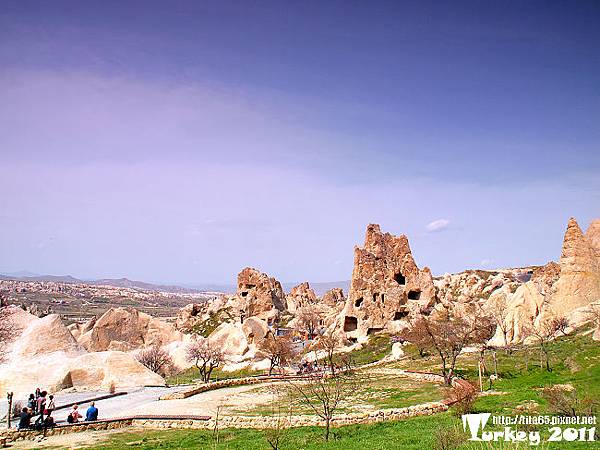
xmin=367 ymin=327 xmax=383 ymax=335
xmin=354 ymin=297 xmax=363 ymax=308
xmin=394 ymin=272 xmax=406 ymax=285
xmin=408 ymin=290 xmax=421 ymax=300
xmin=393 ymin=310 xmax=409 ymax=320
xmin=344 ymin=316 xmax=358 ymax=332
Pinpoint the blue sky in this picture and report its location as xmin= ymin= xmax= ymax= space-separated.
xmin=1 ymin=1 xmax=599 ymax=284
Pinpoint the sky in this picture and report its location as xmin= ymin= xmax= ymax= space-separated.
xmin=1 ymin=0 xmax=599 ymax=285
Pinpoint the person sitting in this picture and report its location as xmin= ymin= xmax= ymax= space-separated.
xmin=67 ymin=404 xmax=82 ymax=423
xmin=43 ymin=412 xmax=55 ymax=428
xmin=85 ymin=402 xmax=98 ymax=421
xmin=17 ymin=407 xmax=32 ymax=430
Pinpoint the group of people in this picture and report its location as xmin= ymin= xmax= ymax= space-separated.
xmin=17 ymin=387 xmax=99 ymax=430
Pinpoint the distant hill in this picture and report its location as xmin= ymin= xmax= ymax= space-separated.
xmin=1 ymin=272 xmax=350 ymax=297
xmin=0 ymin=273 xmax=205 ymax=294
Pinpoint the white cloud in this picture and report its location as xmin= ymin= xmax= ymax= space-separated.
xmin=426 ymin=219 xmax=450 ymax=233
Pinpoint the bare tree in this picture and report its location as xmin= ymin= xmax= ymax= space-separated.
xmin=0 ymin=305 xmax=17 ymax=363
xmin=400 ymin=304 xmax=495 ymax=385
xmin=314 ymin=330 xmax=338 ymax=375
xmin=295 ymin=306 xmax=322 ymax=339
xmin=259 ymin=334 xmax=296 ymax=376
xmin=542 ymin=385 xmax=598 ymax=417
xmin=136 ymin=344 xmax=175 ymax=376
xmin=550 ymin=316 xmax=569 ymax=336
xmin=525 ymin=319 xmax=564 ymax=372
xmin=186 ymin=339 xmax=224 ymax=383
xmin=287 ymin=373 xmax=354 ymax=441
xmin=486 ymin=296 xmax=512 ymax=351
xmin=264 ymin=389 xmax=292 ymax=450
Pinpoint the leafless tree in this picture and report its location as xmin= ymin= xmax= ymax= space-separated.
xmin=314 ymin=330 xmax=338 ymax=375
xmin=0 ymin=306 xmax=17 ymax=363
xmin=136 ymin=344 xmax=175 ymax=377
xmin=542 ymin=385 xmax=598 ymax=417
xmin=186 ymin=339 xmax=224 ymax=383
xmin=525 ymin=319 xmax=563 ymax=372
xmin=295 ymin=305 xmax=322 ymax=339
xmin=259 ymin=334 xmax=296 ymax=376
xmin=550 ymin=316 xmax=569 ymax=336
xmin=287 ymin=373 xmax=355 ymax=441
xmin=400 ymin=304 xmax=495 ymax=385
xmin=486 ymin=296 xmax=512 ymax=352
xmin=264 ymin=388 xmax=292 ymax=450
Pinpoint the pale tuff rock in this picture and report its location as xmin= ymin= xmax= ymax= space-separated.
xmin=286 ymin=282 xmax=317 ymax=313
xmin=435 ymin=270 xmax=522 ymax=305
xmin=342 ymin=224 xmax=436 ymax=338
xmin=491 ymin=218 xmax=600 ymax=346
xmin=321 ymin=288 xmax=346 ymax=307
xmin=585 ymin=219 xmax=600 ymax=258
xmin=11 ymin=313 xmax=85 ymax=359
xmin=0 ymin=312 xmax=165 ymax=398
xmin=175 ymin=295 xmax=229 ymax=333
xmin=73 ymin=307 xmax=182 ymax=352
xmin=231 ymin=267 xmax=286 ymax=322
xmin=549 ymin=218 xmax=600 ymax=318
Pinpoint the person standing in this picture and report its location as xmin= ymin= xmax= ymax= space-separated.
xmin=36 ymin=391 xmax=47 ymax=423
xmin=44 ymin=395 xmax=55 ymax=416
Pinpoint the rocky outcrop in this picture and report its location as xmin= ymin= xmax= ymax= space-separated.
xmin=342 ymin=224 xmax=436 ymax=339
xmin=72 ymin=307 xmax=182 ymax=352
xmin=12 ymin=314 xmax=84 ymax=358
xmin=230 ymin=267 xmax=286 ymax=323
xmin=286 ymin=282 xmax=317 ymax=313
xmin=548 ymin=218 xmax=600 ymax=317
xmin=490 ymin=218 xmax=600 ymax=346
xmin=0 ymin=313 xmax=165 ymax=398
xmin=322 ymin=288 xmax=346 ymax=308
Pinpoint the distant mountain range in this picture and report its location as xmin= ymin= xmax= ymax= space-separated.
xmin=0 ymin=271 xmax=350 ymax=296
xmin=0 ymin=272 xmax=203 ymax=294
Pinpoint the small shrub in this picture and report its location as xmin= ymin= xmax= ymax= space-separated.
xmin=542 ymin=385 xmax=597 ymax=416
xmin=433 ymin=426 xmax=463 ymax=450
xmin=446 ymin=380 xmax=478 ymax=417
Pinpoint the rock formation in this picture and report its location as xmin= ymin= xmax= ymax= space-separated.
xmin=230 ymin=267 xmax=286 ymax=323
xmin=0 ymin=311 xmax=164 ymax=398
xmin=322 ymin=288 xmax=346 ymax=307
xmin=342 ymin=224 xmax=436 ymax=339
xmin=286 ymin=282 xmax=318 ymax=313
xmin=490 ymin=218 xmax=600 ymax=346
xmin=69 ymin=307 xmax=182 ymax=352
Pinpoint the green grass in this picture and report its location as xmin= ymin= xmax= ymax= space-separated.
xmin=167 ymin=366 xmax=263 ymax=385
xmin=89 ymin=331 xmax=600 ymax=449
xmin=345 ymin=333 xmax=393 ymax=366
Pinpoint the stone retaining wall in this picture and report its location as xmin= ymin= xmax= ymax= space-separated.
xmin=161 ymin=375 xmax=314 ymax=400
xmin=134 ymin=401 xmax=448 ymax=430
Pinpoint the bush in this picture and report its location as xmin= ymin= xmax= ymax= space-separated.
xmin=446 ymin=380 xmax=477 ymax=417
xmin=433 ymin=426 xmax=463 ymax=450
xmin=542 ymin=385 xmax=597 ymax=416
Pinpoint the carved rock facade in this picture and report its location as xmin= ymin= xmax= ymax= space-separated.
xmin=342 ymin=224 xmax=436 ymax=339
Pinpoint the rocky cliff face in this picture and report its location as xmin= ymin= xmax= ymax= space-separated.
xmin=286 ymin=282 xmax=318 ymax=313
xmin=490 ymin=217 xmax=600 ymax=346
xmin=70 ymin=307 xmax=182 ymax=352
xmin=342 ymin=224 xmax=436 ymax=339
xmin=322 ymin=288 xmax=346 ymax=308
xmin=231 ymin=267 xmax=287 ymax=323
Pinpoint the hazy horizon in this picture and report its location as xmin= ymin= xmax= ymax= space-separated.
xmin=1 ymin=1 xmax=599 ymax=285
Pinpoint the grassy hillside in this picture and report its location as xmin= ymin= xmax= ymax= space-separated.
xmin=90 ymin=330 xmax=600 ymax=449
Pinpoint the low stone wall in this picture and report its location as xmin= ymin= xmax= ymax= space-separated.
xmin=0 ymin=418 xmax=134 ymax=443
xmin=161 ymin=375 xmax=314 ymax=400
xmin=134 ymin=401 xmax=449 ymax=430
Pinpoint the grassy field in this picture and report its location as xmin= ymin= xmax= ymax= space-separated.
xmin=92 ymin=331 xmax=600 ymax=449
